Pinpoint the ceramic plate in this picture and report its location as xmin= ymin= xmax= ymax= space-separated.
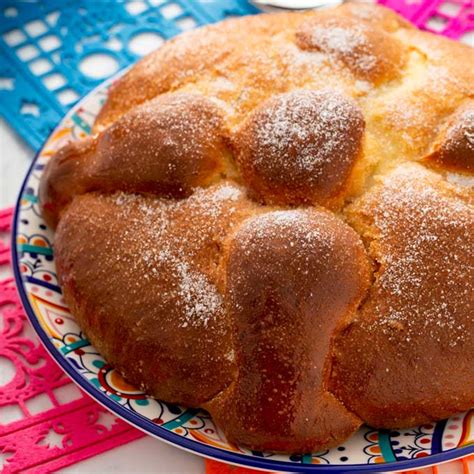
xmin=12 ymin=76 xmax=474 ymax=473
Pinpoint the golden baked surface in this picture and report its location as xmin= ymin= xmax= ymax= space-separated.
xmin=39 ymin=4 xmax=474 ymax=454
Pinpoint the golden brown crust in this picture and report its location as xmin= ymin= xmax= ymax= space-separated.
xmin=40 ymin=93 xmax=231 ymax=228
xmin=91 ymin=92 xmax=231 ymax=193
xmin=55 ymin=183 xmax=258 ymax=406
xmin=365 ymin=29 xmax=474 ymax=162
xmin=331 ymin=164 xmax=474 ymax=427
xmin=206 ymin=209 xmax=370 ymax=452
xmin=233 ymin=89 xmax=365 ymax=207
xmin=39 ymin=138 xmax=95 ymax=228
xmin=39 ymin=4 xmax=474 ymax=454
xmin=423 ymin=101 xmax=474 ymax=172
xmin=296 ymin=12 xmax=407 ymax=83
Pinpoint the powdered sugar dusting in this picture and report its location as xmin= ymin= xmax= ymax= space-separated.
xmin=447 ymin=172 xmax=474 ymax=188
xmin=357 ymin=164 xmax=473 ymax=347
xmin=187 ymin=183 xmax=243 ymax=218
xmin=115 ymin=92 xmax=224 ymax=162
xmin=308 ymin=21 xmax=377 ymax=73
xmin=354 ymin=80 xmax=371 ymax=93
xmin=211 ymin=184 xmax=241 ymax=201
xmin=151 ymin=246 xmax=224 ymax=328
xmin=249 ymin=89 xmax=363 ymax=183
xmin=240 ymin=209 xmax=336 ymax=265
xmin=378 ymin=66 xmax=464 ymax=151
xmin=175 ymin=261 xmax=223 ymax=328
xmin=109 ymin=182 xmax=248 ymax=329
xmin=426 ymin=65 xmax=463 ymax=99
xmin=447 ymin=108 xmax=474 ymax=150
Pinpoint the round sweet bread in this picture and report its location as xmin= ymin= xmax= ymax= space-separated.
xmin=39 ymin=4 xmax=474 ymax=454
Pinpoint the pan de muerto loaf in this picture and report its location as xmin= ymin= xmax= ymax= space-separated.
xmin=39 ymin=3 xmax=474 ymax=453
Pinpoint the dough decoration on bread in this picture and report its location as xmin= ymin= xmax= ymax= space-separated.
xmin=39 ymin=4 xmax=474 ymax=453
xmin=234 ymin=89 xmax=365 ymax=207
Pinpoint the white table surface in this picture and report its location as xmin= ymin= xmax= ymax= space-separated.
xmin=0 ymin=119 xmax=204 ymax=474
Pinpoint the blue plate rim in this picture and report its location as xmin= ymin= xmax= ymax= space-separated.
xmin=10 ymin=75 xmax=474 ymax=474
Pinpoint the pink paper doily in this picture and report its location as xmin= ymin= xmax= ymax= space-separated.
xmin=0 ymin=208 xmax=144 ymax=474
xmin=378 ymin=0 xmax=473 ymax=40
